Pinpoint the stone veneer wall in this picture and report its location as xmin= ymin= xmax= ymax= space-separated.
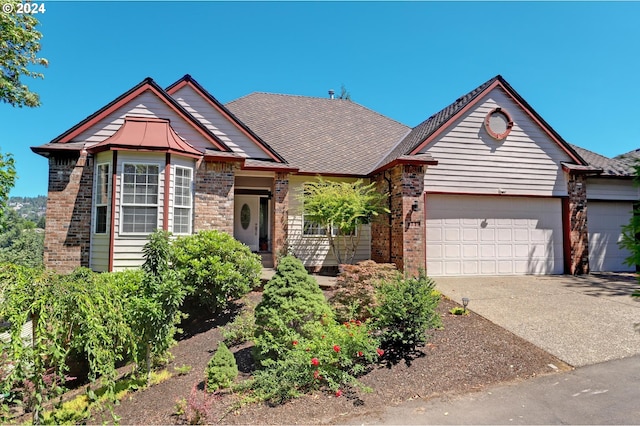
xmin=193 ymin=161 xmax=236 ymax=234
xmin=44 ymin=151 xmax=93 ymax=273
xmin=372 ymin=164 xmax=426 ymax=277
xmin=567 ymin=173 xmax=589 ymax=274
xmin=272 ymin=173 xmax=289 ymax=266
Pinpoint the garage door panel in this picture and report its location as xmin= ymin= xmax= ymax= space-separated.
xmin=426 ymin=195 xmax=563 ymax=276
xmin=588 ymin=201 xmax=634 ymax=272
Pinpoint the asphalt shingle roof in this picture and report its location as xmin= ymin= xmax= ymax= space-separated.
xmin=226 ymin=93 xmax=411 ymax=175
xmin=374 ymin=76 xmax=499 ymax=169
xmin=571 ymin=144 xmax=635 ymax=177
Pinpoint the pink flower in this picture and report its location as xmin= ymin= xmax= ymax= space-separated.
xmin=357 ymin=351 xmax=363 ymax=357
xmin=311 ymin=357 xmax=319 ymax=366
xmin=313 ymin=370 xmax=321 ymax=380
xmin=335 ymin=389 xmax=342 ymax=397
xmin=377 ymin=348 xmax=385 ymax=357
xmin=292 ymin=340 xmax=298 ymax=346
xmin=333 ymin=345 xmax=341 ymax=353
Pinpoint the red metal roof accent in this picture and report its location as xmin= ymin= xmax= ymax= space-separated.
xmin=86 ymin=116 xmax=203 ymax=158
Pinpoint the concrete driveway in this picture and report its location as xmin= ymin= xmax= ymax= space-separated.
xmin=434 ymin=273 xmax=640 ymax=367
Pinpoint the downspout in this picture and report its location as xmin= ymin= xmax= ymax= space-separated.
xmin=108 ymin=150 xmax=118 ymax=272
xmin=163 ymin=153 xmax=171 ymax=231
xmin=383 ymin=170 xmax=393 ymax=263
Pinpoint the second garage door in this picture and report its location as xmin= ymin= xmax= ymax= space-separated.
xmin=588 ymin=201 xmax=634 ymax=272
xmin=426 ymin=195 xmax=564 ymax=276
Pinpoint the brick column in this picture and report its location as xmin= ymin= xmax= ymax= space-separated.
xmin=567 ymin=173 xmax=589 ymax=274
xmin=272 ymin=173 xmax=289 ymax=266
xmin=371 ymin=172 xmax=391 ymax=263
xmin=193 ymin=161 xmax=236 ymax=234
xmin=373 ymin=164 xmax=426 ymax=277
xmin=44 ymin=151 xmax=93 ymax=273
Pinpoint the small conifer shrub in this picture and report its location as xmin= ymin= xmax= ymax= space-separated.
xmin=206 ymin=342 xmax=238 ymax=392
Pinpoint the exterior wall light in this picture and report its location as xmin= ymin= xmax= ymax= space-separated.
xmin=412 ymin=200 xmax=419 ymax=212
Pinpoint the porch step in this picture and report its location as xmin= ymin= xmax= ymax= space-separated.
xmin=258 ymin=252 xmax=274 ymax=268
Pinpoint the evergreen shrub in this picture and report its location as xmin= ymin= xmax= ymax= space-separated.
xmin=206 ymin=342 xmax=238 ymax=392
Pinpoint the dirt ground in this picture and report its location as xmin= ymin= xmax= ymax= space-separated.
xmin=105 ymin=293 xmax=570 ymax=425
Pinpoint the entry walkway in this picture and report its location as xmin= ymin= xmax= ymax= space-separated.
xmin=434 ymin=273 xmax=640 ymax=367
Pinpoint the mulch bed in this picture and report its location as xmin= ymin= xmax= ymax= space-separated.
xmin=99 ymin=292 xmax=570 ymax=425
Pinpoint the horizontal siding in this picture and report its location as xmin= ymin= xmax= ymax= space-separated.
xmin=421 ymin=87 xmax=573 ymax=197
xmin=172 ymin=86 xmax=267 ymax=158
xmin=113 ymin=238 xmax=147 ymax=270
xmin=73 ymin=91 xmax=213 ymax=150
xmin=90 ymin=235 xmax=109 ymax=272
xmin=288 ymin=176 xmax=371 ymax=267
xmin=586 ymin=177 xmax=639 ymax=201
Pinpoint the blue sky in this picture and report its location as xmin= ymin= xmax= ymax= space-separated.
xmin=3 ymin=1 xmax=640 ymax=197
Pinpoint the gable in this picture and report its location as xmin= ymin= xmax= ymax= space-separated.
xmin=419 ymin=86 xmax=576 ymax=196
xmin=70 ymin=89 xmax=220 ymax=152
xmin=168 ymin=81 xmax=282 ymax=161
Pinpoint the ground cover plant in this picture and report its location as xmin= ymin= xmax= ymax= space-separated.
xmin=0 ymin=230 xmax=260 ymax=424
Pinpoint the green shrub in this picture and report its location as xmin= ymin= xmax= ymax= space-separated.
xmin=245 ymin=319 xmax=380 ymax=404
xmin=206 ymin=342 xmax=238 ymax=392
xmin=329 ymin=260 xmax=400 ymax=323
xmin=172 ymin=230 xmax=261 ymax=313
xmin=222 ymin=299 xmax=257 ymax=346
xmin=372 ymin=271 xmax=442 ymax=356
xmin=253 ymin=256 xmax=333 ymax=363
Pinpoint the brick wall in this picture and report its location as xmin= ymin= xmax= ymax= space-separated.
xmin=272 ymin=173 xmax=289 ymax=266
xmin=371 ymin=173 xmax=391 ymax=263
xmin=567 ymin=173 xmax=589 ymax=274
xmin=44 ymin=151 xmax=93 ymax=273
xmin=193 ymin=161 xmax=236 ymax=234
xmin=371 ymin=164 xmax=426 ymax=277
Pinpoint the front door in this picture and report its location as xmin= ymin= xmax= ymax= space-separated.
xmin=234 ymin=195 xmax=260 ymax=251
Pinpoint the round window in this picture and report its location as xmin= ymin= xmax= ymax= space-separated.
xmin=240 ymin=203 xmax=251 ymax=230
xmin=484 ymin=107 xmax=514 ymax=140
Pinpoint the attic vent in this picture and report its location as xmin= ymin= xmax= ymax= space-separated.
xmin=328 ymin=89 xmax=335 ymax=99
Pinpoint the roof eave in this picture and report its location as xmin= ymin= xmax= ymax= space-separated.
xmin=368 ymin=156 xmax=439 ymax=177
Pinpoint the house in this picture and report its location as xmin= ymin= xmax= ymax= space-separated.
xmin=31 ymin=75 xmax=638 ymax=276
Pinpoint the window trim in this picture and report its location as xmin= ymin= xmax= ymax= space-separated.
xmin=119 ymin=162 xmax=161 ymax=235
xmin=93 ymin=162 xmax=111 ymax=235
xmin=302 ymin=215 xmax=358 ymax=238
xmin=172 ymin=165 xmax=193 ymax=235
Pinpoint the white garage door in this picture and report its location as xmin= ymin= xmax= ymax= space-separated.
xmin=588 ymin=201 xmax=634 ymax=272
xmin=426 ymin=195 xmax=564 ymax=276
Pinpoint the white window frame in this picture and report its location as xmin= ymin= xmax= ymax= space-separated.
xmin=120 ymin=162 xmax=160 ymax=235
xmin=302 ymin=215 xmax=358 ymax=238
xmin=172 ymin=165 xmax=193 ymax=235
xmin=302 ymin=214 xmax=327 ymax=237
xmin=93 ymin=162 xmax=111 ymax=234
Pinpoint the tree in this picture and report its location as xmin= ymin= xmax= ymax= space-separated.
xmin=619 ymin=161 xmax=640 ymax=298
xmin=0 ymin=154 xmax=16 ymax=223
xmin=0 ymin=208 xmax=43 ymax=268
xmin=301 ymin=177 xmax=389 ymax=264
xmin=338 ymin=84 xmax=351 ymax=101
xmin=0 ymin=0 xmax=48 ymax=107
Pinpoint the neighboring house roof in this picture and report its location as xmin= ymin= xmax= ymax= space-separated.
xmin=166 ymin=75 xmax=287 ymax=163
xmin=571 ymin=144 xmax=635 ymax=177
xmin=226 ymin=93 xmax=411 ymax=176
xmin=86 ymin=116 xmax=202 ymax=158
xmin=376 ymin=75 xmax=586 ymax=169
xmin=615 ymin=149 xmax=640 ymax=171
